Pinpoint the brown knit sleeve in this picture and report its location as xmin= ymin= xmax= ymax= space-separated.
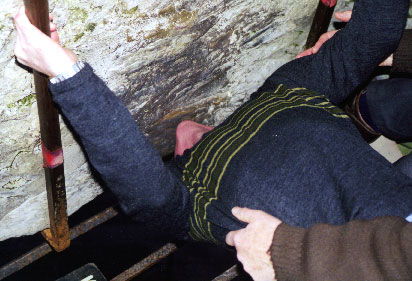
xmin=391 ymin=29 xmax=412 ymax=75
xmin=269 ymin=223 xmax=306 ymax=281
xmin=269 ymin=217 xmax=412 ymax=281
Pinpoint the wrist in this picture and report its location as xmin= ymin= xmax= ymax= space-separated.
xmin=47 ymin=46 xmax=78 ymax=77
xmin=49 ymin=60 xmax=85 ymax=84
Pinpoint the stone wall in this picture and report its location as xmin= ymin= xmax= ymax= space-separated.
xmin=0 ymin=0 xmax=319 ymax=241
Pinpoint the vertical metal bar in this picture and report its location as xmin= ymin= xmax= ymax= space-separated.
xmin=23 ymin=0 xmax=70 ymax=252
xmin=305 ymin=0 xmax=337 ymax=49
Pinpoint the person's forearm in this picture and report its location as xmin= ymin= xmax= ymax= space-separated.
xmin=48 ymin=64 xmax=189 ymax=229
xmin=270 ymin=217 xmax=412 ymax=281
xmin=261 ymin=0 xmax=410 ymax=105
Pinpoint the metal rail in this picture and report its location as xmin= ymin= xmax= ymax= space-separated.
xmin=110 ymin=243 xmax=178 ymax=281
xmin=0 ymin=207 xmax=118 ymax=280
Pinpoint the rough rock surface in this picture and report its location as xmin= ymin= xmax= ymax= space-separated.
xmin=1 ymin=0 xmax=410 ymax=241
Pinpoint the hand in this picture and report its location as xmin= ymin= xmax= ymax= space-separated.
xmin=14 ymin=6 xmax=78 ymax=77
xmin=296 ymin=10 xmax=352 ymax=59
xmin=226 ymin=207 xmax=282 ymax=281
xmin=295 ymin=10 xmax=393 ymax=67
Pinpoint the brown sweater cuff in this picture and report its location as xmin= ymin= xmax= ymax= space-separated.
xmin=270 ymin=223 xmax=306 ymax=281
xmin=391 ymin=29 xmax=412 ymax=75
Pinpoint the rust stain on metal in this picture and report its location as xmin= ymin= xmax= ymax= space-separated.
xmin=0 ymin=207 xmax=118 ymax=280
xmin=111 ymin=243 xmax=177 ymax=281
xmin=0 ymin=243 xmax=52 ymax=280
xmin=70 ymin=207 xmax=118 ymax=240
xmin=212 ymin=265 xmax=239 ymax=281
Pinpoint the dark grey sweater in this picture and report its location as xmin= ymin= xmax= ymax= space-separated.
xmin=49 ymin=0 xmax=412 ymax=242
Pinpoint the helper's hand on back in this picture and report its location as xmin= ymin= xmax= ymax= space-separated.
xmin=226 ymin=207 xmax=282 ymax=281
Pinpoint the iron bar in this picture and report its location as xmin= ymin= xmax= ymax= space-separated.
xmin=305 ymin=0 xmax=336 ymax=49
xmin=0 ymin=207 xmax=118 ymax=280
xmin=23 ymin=0 xmax=70 ymax=252
xmin=110 ymin=243 xmax=178 ymax=281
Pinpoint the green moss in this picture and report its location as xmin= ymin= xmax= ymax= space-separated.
xmin=69 ymin=7 xmax=88 ymax=23
xmin=7 ymin=93 xmax=36 ymax=109
xmin=144 ymin=5 xmax=197 ymax=40
xmin=120 ymin=3 xmax=140 ymax=15
xmin=74 ymin=32 xmax=85 ymax=42
xmin=85 ymin=22 xmax=97 ymax=32
xmin=128 ymin=6 xmax=139 ymax=14
xmin=1 ymin=176 xmax=26 ymax=190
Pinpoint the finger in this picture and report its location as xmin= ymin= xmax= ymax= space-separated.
xmin=232 ymin=207 xmax=263 ymax=223
xmin=50 ymin=22 xmax=57 ymax=32
xmin=49 ymin=22 xmax=61 ymax=43
xmin=295 ymin=48 xmax=313 ymax=58
xmin=335 ymin=10 xmax=352 ymax=22
xmin=225 ymin=230 xmax=237 ymax=246
xmin=312 ymin=30 xmax=338 ymax=53
xmin=379 ymin=54 xmax=393 ymax=67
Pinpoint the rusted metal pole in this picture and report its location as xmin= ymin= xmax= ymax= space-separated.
xmin=305 ymin=0 xmax=337 ymax=49
xmin=23 ymin=0 xmax=70 ymax=252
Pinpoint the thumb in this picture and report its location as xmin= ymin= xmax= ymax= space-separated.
xmin=14 ymin=6 xmax=31 ymax=28
xmin=232 ymin=207 xmax=263 ymax=223
xmin=334 ymin=10 xmax=352 ymax=22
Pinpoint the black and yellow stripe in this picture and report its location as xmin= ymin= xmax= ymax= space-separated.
xmin=182 ymin=84 xmax=348 ymax=242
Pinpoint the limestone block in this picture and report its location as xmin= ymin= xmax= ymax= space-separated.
xmin=0 ymin=0 xmax=319 ymax=241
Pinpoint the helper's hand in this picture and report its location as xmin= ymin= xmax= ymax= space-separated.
xmin=295 ymin=10 xmax=393 ymax=67
xmin=226 ymin=207 xmax=282 ymax=281
xmin=296 ymin=10 xmax=352 ymax=59
xmin=14 ymin=6 xmax=77 ymax=77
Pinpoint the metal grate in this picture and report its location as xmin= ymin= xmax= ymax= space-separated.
xmin=0 ymin=207 xmax=239 ymax=281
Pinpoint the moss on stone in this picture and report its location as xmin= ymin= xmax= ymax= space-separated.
xmin=144 ymin=5 xmax=198 ymax=40
xmin=69 ymin=7 xmax=88 ymax=23
xmin=7 ymin=93 xmax=36 ymax=109
xmin=159 ymin=5 xmax=197 ymax=25
xmin=127 ymin=6 xmax=139 ymax=14
xmin=74 ymin=32 xmax=85 ymax=42
xmin=85 ymin=22 xmax=97 ymax=32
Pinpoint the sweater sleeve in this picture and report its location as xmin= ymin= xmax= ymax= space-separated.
xmin=48 ymin=64 xmax=189 ymax=235
xmin=391 ymin=29 xmax=412 ymax=75
xmin=258 ymin=0 xmax=410 ymax=105
xmin=270 ymin=217 xmax=412 ymax=281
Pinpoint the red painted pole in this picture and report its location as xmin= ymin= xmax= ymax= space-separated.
xmin=23 ymin=0 xmax=70 ymax=252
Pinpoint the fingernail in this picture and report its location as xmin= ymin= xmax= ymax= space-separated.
xmin=232 ymin=207 xmax=239 ymax=215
